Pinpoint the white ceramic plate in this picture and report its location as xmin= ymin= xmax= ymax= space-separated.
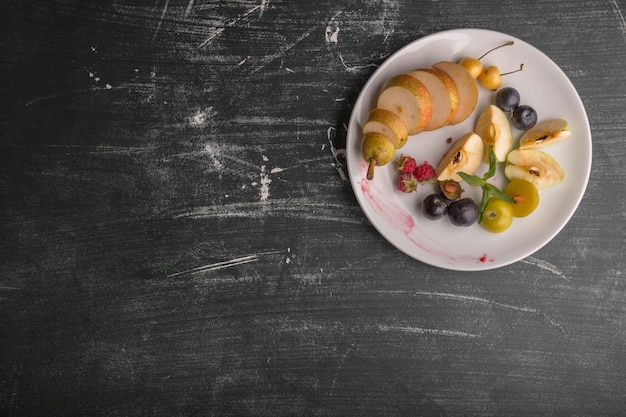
xmin=347 ymin=28 xmax=592 ymax=271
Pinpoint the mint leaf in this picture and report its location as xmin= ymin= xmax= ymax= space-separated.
xmin=478 ymin=188 xmax=491 ymax=223
xmin=484 ymin=146 xmax=497 ymax=180
xmin=487 ymin=184 xmax=515 ymax=204
xmin=457 ymin=172 xmax=485 ymax=187
xmin=458 ymin=145 xmax=514 ymax=224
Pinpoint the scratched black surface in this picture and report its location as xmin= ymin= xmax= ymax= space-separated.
xmin=1 ymin=0 xmax=626 ymax=416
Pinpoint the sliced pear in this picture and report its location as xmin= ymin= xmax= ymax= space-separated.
xmin=505 ymin=149 xmax=565 ymax=189
xmin=377 ymin=74 xmax=433 ymax=135
xmin=420 ymin=67 xmax=460 ymax=123
xmin=362 ymin=108 xmax=408 ymax=149
xmin=436 ymin=132 xmax=484 ymax=182
xmin=432 ymin=61 xmax=478 ymax=125
xmin=362 ymin=132 xmax=396 ymax=180
xmin=474 ymin=104 xmax=513 ymax=163
xmin=407 ymin=69 xmax=455 ymax=130
xmin=518 ymin=118 xmax=572 ymax=149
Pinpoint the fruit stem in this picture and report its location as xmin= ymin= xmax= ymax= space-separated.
xmin=477 ymin=41 xmax=514 ymax=60
xmin=501 ymin=63 xmax=524 ymax=76
xmin=366 ymin=158 xmax=376 ymax=180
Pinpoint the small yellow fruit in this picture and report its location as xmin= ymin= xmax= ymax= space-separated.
xmin=480 ymin=198 xmax=514 ymax=233
xmin=459 ymin=57 xmax=483 ymax=78
xmin=478 ymin=66 xmax=502 ymax=90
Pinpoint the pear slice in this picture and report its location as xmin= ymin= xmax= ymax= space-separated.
xmin=432 ymin=61 xmax=478 ymax=125
xmin=436 ymin=132 xmax=484 ymax=182
xmin=505 ymin=149 xmax=565 ymax=189
xmin=362 ymin=108 xmax=409 ymax=149
xmin=362 ymin=132 xmax=396 ymax=180
xmin=420 ymin=67 xmax=459 ymax=124
xmin=377 ymin=74 xmax=433 ymax=135
xmin=518 ymin=119 xmax=572 ymax=149
xmin=407 ymin=69 xmax=455 ymax=130
xmin=420 ymin=67 xmax=460 ymax=124
xmin=474 ymin=104 xmax=513 ymax=163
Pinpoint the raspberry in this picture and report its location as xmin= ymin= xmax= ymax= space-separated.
xmin=395 ymin=154 xmax=417 ymax=175
xmin=414 ymin=161 xmax=437 ymax=183
xmin=396 ymin=173 xmax=418 ymax=193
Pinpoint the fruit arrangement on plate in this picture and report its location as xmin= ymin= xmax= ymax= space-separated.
xmin=360 ymin=41 xmax=572 ymax=234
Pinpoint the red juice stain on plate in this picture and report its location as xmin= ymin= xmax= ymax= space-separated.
xmin=359 ymin=162 xmax=495 ymax=265
xmin=360 ymin=177 xmax=415 ymax=234
xmin=479 ymin=253 xmax=494 ymax=263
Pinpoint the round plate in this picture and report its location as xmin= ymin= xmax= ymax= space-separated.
xmin=347 ymin=28 xmax=592 ymax=271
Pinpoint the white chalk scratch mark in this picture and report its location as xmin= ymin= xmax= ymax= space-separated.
xmin=184 ymin=0 xmax=195 ymax=18
xmin=167 ymin=251 xmax=283 ymax=278
xmin=238 ymin=56 xmax=249 ymax=66
xmin=377 ymin=290 xmax=538 ymax=313
xmin=378 ymin=325 xmax=481 ymax=338
xmin=375 ymin=290 xmax=573 ymax=340
xmin=520 ymin=256 xmax=569 ymax=281
xmin=330 ymin=343 xmax=354 ymax=396
xmin=610 ymin=0 xmax=626 ymax=43
xmin=338 ymin=53 xmax=382 ymax=73
xmin=173 ymin=199 xmax=364 ymax=225
xmin=153 ymin=0 xmax=170 ymax=40
xmin=249 ymin=27 xmax=315 ymax=74
xmin=199 ymin=5 xmax=261 ymax=47
xmin=327 ymin=127 xmax=347 ymax=181
xmin=270 ymin=167 xmax=285 ymax=174
xmin=24 ymin=81 xmax=156 ymax=107
xmin=168 ymin=255 xmax=257 ymax=277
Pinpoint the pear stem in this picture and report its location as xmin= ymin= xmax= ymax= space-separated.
xmin=366 ymin=158 xmax=376 ymax=180
xmin=477 ymin=40 xmax=514 ymax=60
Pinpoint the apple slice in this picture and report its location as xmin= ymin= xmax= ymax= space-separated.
xmin=474 ymin=104 xmax=513 ymax=163
xmin=432 ymin=61 xmax=478 ymax=125
xmin=505 ymin=149 xmax=565 ymax=189
xmin=436 ymin=132 xmax=484 ymax=182
xmin=362 ymin=108 xmax=409 ymax=149
xmin=376 ymin=74 xmax=433 ymax=135
xmin=407 ymin=69 xmax=455 ymax=130
xmin=518 ymin=119 xmax=571 ymax=149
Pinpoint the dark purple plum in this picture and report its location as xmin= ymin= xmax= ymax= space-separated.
xmin=448 ymin=198 xmax=478 ymax=227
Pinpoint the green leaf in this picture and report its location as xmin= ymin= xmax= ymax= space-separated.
xmin=484 ymin=146 xmax=497 ymax=180
xmin=477 ymin=188 xmax=491 ymax=224
xmin=457 ymin=172 xmax=485 ymax=187
xmin=487 ymin=184 xmax=516 ymax=203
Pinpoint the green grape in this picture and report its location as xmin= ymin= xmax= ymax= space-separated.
xmin=504 ymin=179 xmax=539 ymax=218
xmin=480 ymin=198 xmax=514 ymax=233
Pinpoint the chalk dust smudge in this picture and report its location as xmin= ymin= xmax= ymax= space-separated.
xmin=327 ymin=127 xmax=347 ymax=181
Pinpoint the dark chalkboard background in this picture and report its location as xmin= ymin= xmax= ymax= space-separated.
xmin=2 ymin=0 xmax=625 ymax=415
